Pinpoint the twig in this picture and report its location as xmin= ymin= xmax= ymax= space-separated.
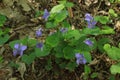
xmin=68 ymin=7 xmax=73 ymax=18
xmin=14 ymin=23 xmax=36 ymax=31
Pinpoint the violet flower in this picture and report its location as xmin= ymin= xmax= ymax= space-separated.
xmin=85 ymin=13 xmax=97 ymax=28
xmin=36 ymin=42 xmax=43 ymax=48
xmin=42 ymin=9 xmax=50 ymax=21
xmin=60 ymin=28 xmax=68 ymax=33
xmin=75 ymin=53 xmax=87 ymax=65
xmin=36 ymin=42 xmax=43 ymax=50
xmin=84 ymin=39 xmax=93 ymax=46
xmin=36 ymin=28 xmax=42 ymax=37
xmin=13 ymin=43 xmax=27 ymax=56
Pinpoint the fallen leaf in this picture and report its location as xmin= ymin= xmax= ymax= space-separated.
xmin=3 ymin=0 xmax=15 ymax=6
xmin=115 ymin=21 xmax=120 ymax=31
xmin=18 ymin=0 xmax=31 ymax=11
xmin=85 ymin=0 xmax=98 ymax=6
xmin=0 ymin=67 xmax=13 ymax=80
xmin=17 ymin=62 xmax=26 ymax=80
xmin=9 ymin=77 xmax=17 ymax=80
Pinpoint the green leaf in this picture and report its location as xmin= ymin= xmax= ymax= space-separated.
xmin=45 ymin=21 xmax=57 ymax=28
xmin=58 ymin=1 xmax=67 ymax=4
xmin=35 ymin=44 xmax=51 ymax=57
xmin=66 ymin=62 xmax=76 ymax=71
xmin=46 ymin=33 xmax=60 ymax=47
xmin=97 ymin=38 xmax=110 ymax=53
xmin=94 ymin=16 xmax=109 ymax=24
xmin=0 ymin=34 xmax=9 ymax=45
xmin=65 ymin=2 xmax=74 ymax=7
xmin=0 ymin=56 xmax=3 ymax=63
xmin=27 ymin=39 xmax=37 ymax=47
xmin=50 ymin=4 xmax=65 ymax=13
xmin=21 ymin=53 xmax=35 ymax=65
xmin=54 ymin=42 xmax=66 ymax=58
xmin=0 ymin=14 xmax=7 ymax=27
xmin=110 ymin=64 xmax=120 ymax=74
xmin=3 ymin=28 xmax=10 ymax=34
xmin=9 ymin=61 xmax=19 ymax=69
xmin=83 ymin=52 xmax=92 ymax=63
xmin=62 ymin=20 xmax=71 ymax=28
xmin=9 ymin=37 xmax=27 ymax=49
xmin=63 ymin=46 xmax=75 ymax=59
xmin=109 ymin=0 xmax=115 ymax=3
xmin=109 ymin=75 xmax=115 ymax=80
xmin=0 ymin=29 xmax=3 ymax=36
xmin=116 ymin=0 xmax=120 ymax=2
xmin=64 ymin=29 xmax=81 ymax=41
xmin=9 ymin=40 xmax=21 ymax=49
xmin=54 ymin=10 xmax=68 ymax=23
xmin=83 ymin=27 xmax=101 ymax=35
xmin=101 ymin=26 xmax=115 ymax=34
xmin=104 ymin=44 xmax=120 ymax=60
xmin=119 ymin=43 xmax=120 ymax=48
xmin=84 ymin=65 xmax=91 ymax=74
xmin=21 ymin=37 xmax=28 ymax=45
xmin=109 ymin=9 xmax=118 ymax=17
xmin=35 ymin=10 xmax=42 ymax=18
xmin=74 ymin=37 xmax=92 ymax=52
xmin=59 ymin=62 xmax=67 ymax=69
xmin=45 ymin=59 xmax=52 ymax=71
xmin=90 ymin=72 xmax=98 ymax=78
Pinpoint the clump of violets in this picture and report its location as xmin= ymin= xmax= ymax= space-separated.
xmin=36 ymin=42 xmax=43 ymax=50
xmin=13 ymin=43 xmax=27 ymax=56
xmin=42 ymin=9 xmax=50 ymax=21
xmin=60 ymin=28 xmax=68 ymax=33
xmin=85 ymin=13 xmax=97 ymax=28
xmin=36 ymin=28 xmax=42 ymax=37
xmin=75 ymin=53 xmax=87 ymax=65
xmin=84 ymin=39 xmax=93 ymax=46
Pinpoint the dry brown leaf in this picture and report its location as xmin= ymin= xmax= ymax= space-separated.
xmin=9 ymin=77 xmax=17 ymax=80
xmin=3 ymin=0 xmax=17 ymax=7
xmin=0 ymin=67 xmax=13 ymax=80
xmin=18 ymin=0 xmax=31 ymax=11
xmin=115 ymin=21 xmax=120 ymax=31
xmin=17 ymin=62 xmax=26 ymax=80
xmin=85 ymin=0 xmax=98 ymax=6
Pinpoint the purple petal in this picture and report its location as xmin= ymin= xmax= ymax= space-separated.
xmin=20 ymin=45 xmax=27 ymax=51
xmin=82 ymin=59 xmax=87 ymax=64
xmin=75 ymin=53 xmax=87 ymax=65
xmin=85 ymin=13 xmax=97 ymax=28
xmin=13 ymin=50 xmax=18 ymax=56
xmin=42 ymin=9 xmax=50 ymax=21
xmin=14 ymin=43 xmax=20 ymax=49
xmin=84 ymin=39 xmax=93 ymax=46
xmin=92 ymin=21 xmax=97 ymax=25
xmin=13 ymin=43 xmax=27 ymax=56
xmin=85 ymin=13 xmax=93 ymax=22
xmin=76 ymin=59 xmax=80 ymax=65
xmin=36 ymin=43 xmax=43 ymax=49
xmin=75 ymin=53 xmax=82 ymax=59
xmin=88 ymin=23 xmax=94 ymax=28
xmin=19 ymin=51 xmax=24 ymax=56
xmin=36 ymin=30 xmax=42 ymax=37
xmin=60 ymin=28 xmax=68 ymax=33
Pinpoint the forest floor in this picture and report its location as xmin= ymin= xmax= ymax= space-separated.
xmin=0 ymin=0 xmax=120 ymax=80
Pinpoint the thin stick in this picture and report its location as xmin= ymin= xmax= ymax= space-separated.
xmin=68 ymin=7 xmax=73 ymax=18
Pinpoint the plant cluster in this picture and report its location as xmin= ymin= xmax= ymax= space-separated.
xmin=0 ymin=0 xmax=120 ymax=79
